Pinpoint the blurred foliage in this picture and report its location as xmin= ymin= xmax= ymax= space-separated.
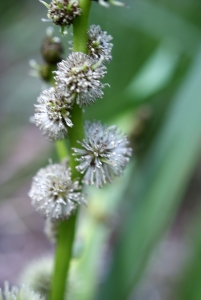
xmin=175 ymin=205 xmax=201 ymax=300
xmin=1 ymin=0 xmax=201 ymax=299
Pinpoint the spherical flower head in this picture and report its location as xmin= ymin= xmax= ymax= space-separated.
xmin=20 ymin=257 xmax=53 ymax=299
xmin=41 ymin=0 xmax=81 ymax=30
xmin=54 ymin=52 xmax=107 ymax=106
xmin=0 ymin=282 xmax=43 ymax=300
xmin=72 ymin=121 xmax=132 ymax=188
xmin=29 ymin=162 xmax=85 ymax=220
xmin=88 ymin=25 xmax=113 ymax=62
xmin=20 ymin=256 xmax=84 ymax=300
xmin=34 ymin=87 xmax=73 ymax=141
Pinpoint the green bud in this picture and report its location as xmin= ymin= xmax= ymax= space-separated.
xmin=41 ymin=36 xmax=64 ymax=64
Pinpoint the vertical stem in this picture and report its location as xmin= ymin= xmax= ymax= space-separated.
xmin=50 ymin=215 xmax=77 ymax=300
xmin=68 ymin=104 xmax=84 ymax=176
xmin=73 ymin=0 xmax=91 ymax=54
xmin=50 ymin=1 xmax=91 ymax=300
xmin=55 ymin=140 xmax=69 ymax=159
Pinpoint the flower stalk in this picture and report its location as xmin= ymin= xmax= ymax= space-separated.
xmin=50 ymin=1 xmax=91 ymax=300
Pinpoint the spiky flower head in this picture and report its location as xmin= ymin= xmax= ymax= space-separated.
xmin=0 ymin=282 xmax=42 ymax=300
xmin=20 ymin=256 xmax=84 ymax=300
xmin=20 ymin=257 xmax=53 ymax=300
xmin=88 ymin=25 xmax=113 ymax=62
xmin=72 ymin=121 xmax=132 ymax=188
xmin=34 ymin=87 xmax=73 ymax=141
xmin=29 ymin=162 xmax=85 ymax=220
xmin=92 ymin=0 xmax=126 ymax=8
xmin=40 ymin=0 xmax=81 ymax=32
xmin=54 ymin=52 xmax=107 ymax=106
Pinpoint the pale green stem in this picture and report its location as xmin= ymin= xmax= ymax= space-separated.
xmin=55 ymin=140 xmax=69 ymax=159
xmin=50 ymin=1 xmax=91 ymax=300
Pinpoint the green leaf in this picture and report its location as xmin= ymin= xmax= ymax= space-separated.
xmin=86 ymin=39 xmax=180 ymax=122
xmin=125 ymin=39 xmax=180 ymax=100
xmin=97 ymin=44 xmax=201 ymax=300
xmin=113 ymin=0 xmax=201 ymax=58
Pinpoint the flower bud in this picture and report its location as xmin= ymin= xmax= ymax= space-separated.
xmin=41 ymin=36 xmax=63 ymax=64
xmin=39 ymin=63 xmax=55 ymax=82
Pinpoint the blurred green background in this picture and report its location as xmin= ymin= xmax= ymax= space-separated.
xmin=1 ymin=0 xmax=201 ymax=299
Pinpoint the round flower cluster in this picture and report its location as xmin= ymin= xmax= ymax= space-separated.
xmin=29 ymin=162 xmax=85 ymax=220
xmin=72 ymin=121 xmax=132 ymax=188
xmin=0 ymin=282 xmax=42 ymax=300
xmin=54 ymin=52 xmax=107 ymax=106
xmin=20 ymin=256 xmax=83 ymax=300
xmin=20 ymin=257 xmax=53 ymax=300
xmin=34 ymin=87 xmax=73 ymax=141
xmin=40 ymin=0 xmax=81 ymax=29
xmin=88 ymin=25 xmax=113 ymax=62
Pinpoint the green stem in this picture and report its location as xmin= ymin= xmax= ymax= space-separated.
xmin=68 ymin=103 xmax=84 ymax=177
xmin=55 ymin=140 xmax=69 ymax=159
xmin=73 ymin=0 xmax=91 ymax=54
xmin=50 ymin=215 xmax=77 ymax=300
xmin=50 ymin=1 xmax=91 ymax=300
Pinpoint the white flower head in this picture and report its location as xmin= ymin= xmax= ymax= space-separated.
xmin=29 ymin=162 xmax=85 ymax=220
xmin=72 ymin=121 xmax=132 ymax=188
xmin=20 ymin=257 xmax=53 ymax=300
xmin=54 ymin=52 xmax=107 ymax=107
xmin=88 ymin=25 xmax=113 ymax=62
xmin=40 ymin=0 xmax=81 ymax=32
xmin=0 ymin=282 xmax=42 ymax=300
xmin=34 ymin=87 xmax=73 ymax=141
